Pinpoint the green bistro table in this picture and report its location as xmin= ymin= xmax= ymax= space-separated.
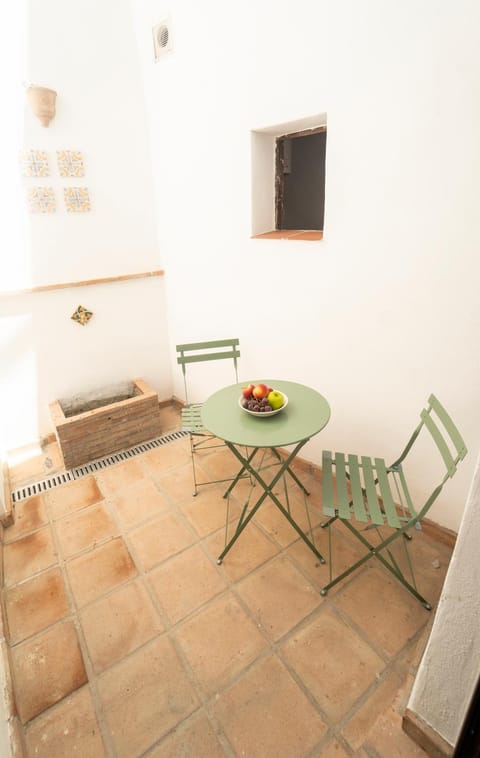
xmin=201 ymin=380 xmax=331 ymax=565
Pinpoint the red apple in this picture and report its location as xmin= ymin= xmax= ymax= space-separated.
xmin=252 ymin=383 xmax=269 ymax=400
xmin=242 ymin=383 xmax=255 ymax=398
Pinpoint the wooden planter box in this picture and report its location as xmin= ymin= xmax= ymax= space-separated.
xmin=49 ymin=378 xmax=163 ymax=469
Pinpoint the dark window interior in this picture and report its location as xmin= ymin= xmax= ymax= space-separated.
xmin=275 ymin=128 xmax=326 ymax=231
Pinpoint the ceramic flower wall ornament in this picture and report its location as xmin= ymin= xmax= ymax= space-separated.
xmin=26 ymin=187 xmax=55 ymax=213
xmin=71 ymin=305 xmax=93 ymax=325
xmin=64 ymin=187 xmax=91 ymax=212
xmin=19 ymin=150 xmax=49 ymax=177
xmin=57 ymin=151 xmax=85 ymax=177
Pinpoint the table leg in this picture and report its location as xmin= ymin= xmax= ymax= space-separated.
xmin=269 ymin=447 xmax=310 ymax=495
xmin=222 ymin=446 xmax=259 ymax=499
xmin=216 ymin=441 xmax=325 ymax=565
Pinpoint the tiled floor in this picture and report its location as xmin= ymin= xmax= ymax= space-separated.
xmin=1 ymin=404 xmax=452 ymax=756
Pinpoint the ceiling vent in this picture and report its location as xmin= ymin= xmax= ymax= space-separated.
xmin=153 ymin=19 xmax=173 ymax=61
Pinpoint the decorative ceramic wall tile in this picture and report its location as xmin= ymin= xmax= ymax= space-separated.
xmin=63 ymin=187 xmax=91 ymax=212
xmin=19 ymin=150 xmax=49 ymax=177
xmin=57 ymin=150 xmax=85 ymax=177
xmin=26 ymin=187 xmax=56 ymax=213
xmin=71 ymin=305 xmax=93 ymax=325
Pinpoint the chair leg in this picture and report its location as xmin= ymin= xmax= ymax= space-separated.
xmin=320 ymin=520 xmax=432 ymax=610
xmin=188 ymin=433 xmax=200 ymax=496
xmin=321 ymin=515 xmax=338 ymax=529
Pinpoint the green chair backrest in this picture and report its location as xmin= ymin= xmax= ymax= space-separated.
xmin=391 ymin=394 xmax=467 ymax=520
xmin=176 ymin=339 xmax=240 ymax=406
xmin=394 ymin=394 xmax=467 ymax=477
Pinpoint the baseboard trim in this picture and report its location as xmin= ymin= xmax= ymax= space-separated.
xmin=419 ymin=518 xmax=457 ymax=549
xmin=403 ymin=708 xmax=454 ymax=757
xmin=19 ymin=397 xmax=459 ymax=549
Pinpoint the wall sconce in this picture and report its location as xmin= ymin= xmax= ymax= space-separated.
xmin=26 ymin=86 xmax=57 ymax=127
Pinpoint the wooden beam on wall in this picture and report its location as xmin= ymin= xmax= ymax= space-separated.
xmin=0 ymin=269 xmax=165 ymax=298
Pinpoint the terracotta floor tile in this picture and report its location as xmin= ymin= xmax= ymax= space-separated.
xmin=281 ymin=606 xmax=385 ymax=721
xmin=148 ymin=544 xmax=227 ymax=624
xmin=147 ymin=712 xmax=225 ymax=758
xmin=5 ymin=567 xmax=70 ymax=645
xmin=393 ymin=671 xmax=416 ymax=716
xmin=66 ymin=538 xmax=137 ymax=607
xmin=46 ymin=476 xmax=103 ymax=520
xmin=7 ymin=453 xmax=45 ymax=488
xmin=293 ymin=476 xmax=325 ymax=510
xmin=95 ymin=458 xmax=147 ymax=498
xmin=110 ymin=477 xmax=171 ymax=529
xmin=153 ymin=461 xmax=210 ymax=503
xmin=205 ymin=523 xmax=279 ymax=582
xmin=315 ymin=738 xmax=352 ymax=757
xmin=10 ymin=620 xmax=87 ymax=724
xmin=287 ymin=526 xmax=364 ymax=593
xmin=342 ymin=669 xmax=404 ymax=750
xmin=225 ymin=474 xmax=266 ymax=505
xmin=335 ymin=566 xmax=428 ymax=657
xmin=364 ymin=704 xmax=427 ymax=756
xmin=157 ymin=403 xmax=182 ymax=433
xmin=212 ymin=654 xmax=327 ymax=757
xmin=237 ymin=555 xmax=322 ymax=640
xmin=400 ymin=619 xmax=435 ymax=673
xmin=197 ymin=445 xmax=245 ymax=482
xmin=98 ymin=635 xmax=199 ymax=758
xmin=3 ymin=528 xmax=58 ymax=587
xmin=179 ymin=487 xmax=241 ymax=538
xmin=175 ymin=594 xmax=268 ymax=696
xmin=3 ymin=432 xmax=451 ymax=754
xmin=7 ymin=441 xmax=63 ymax=487
xmin=55 ymin=501 xmax=118 ymax=558
xmin=80 ymin=580 xmax=164 ymax=673
xmin=253 ymin=497 xmax=322 ymax=549
xmin=142 ymin=438 xmax=192 ymax=472
xmin=385 ymin=531 xmax=452 ymax=605
xmin=129 ymin=511 xmax=195 ymax=571
xmin=24 ymin=685 xmax=106 ymax=757
xmin=3 ymin=495 xmax=48 ymax=543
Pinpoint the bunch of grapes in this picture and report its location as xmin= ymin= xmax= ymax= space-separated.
xmin=241 ymin=396 xmax=273 ymax=413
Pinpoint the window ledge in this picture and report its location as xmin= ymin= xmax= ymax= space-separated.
xmin=251 ymin=230 xmax=323 ymax=241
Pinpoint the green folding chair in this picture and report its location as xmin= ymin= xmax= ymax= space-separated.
xmin=176 ymin=338 xmax=245 ymax=496
xmin=320 ymin=394 xmax=467 ymax=609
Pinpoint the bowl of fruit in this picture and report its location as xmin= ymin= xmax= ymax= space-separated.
xmin=239 ymin=383 xmax=288 ymax=417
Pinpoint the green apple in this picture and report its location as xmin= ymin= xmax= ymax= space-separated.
xmin=267 ymin=390 xmax=284 ymax=410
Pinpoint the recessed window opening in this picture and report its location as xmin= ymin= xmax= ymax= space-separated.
xmin=251 ymin=113 xmax=327 ymax=240
xmin=275 ymin=127 xmax=326 ymax=232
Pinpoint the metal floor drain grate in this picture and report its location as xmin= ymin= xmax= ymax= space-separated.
xmin=11 ymin=429 xmax=189 ymax=504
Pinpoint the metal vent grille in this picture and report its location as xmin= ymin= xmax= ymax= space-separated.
xmin=11 ymin=430 xmax=188 ymax=504
xmin=153 ymin=19 xmax=173 ymax=61
xmin=158 ymin=25 xmax=169 ymax=48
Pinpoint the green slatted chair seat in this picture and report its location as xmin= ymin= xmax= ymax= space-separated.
xmin=320 ymin=394 xmax=467 ymax=610
xmin=322 ymin=452 xmax=408 ymax=529
xmin=181 ymin=404 xmax=205 ymax=433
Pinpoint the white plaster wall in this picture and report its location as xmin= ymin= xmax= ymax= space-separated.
xmin=0 ymin=0 xmax=172 ymax=450
xmin=22 ymin=0 xmax=160 ymax=285
xmin=0 ymin=278 xmax=172 ymax=449
xmin=131 ymin=0 xmax=480 ymax=531
xmin=408 ymin=454 xmax=480 ymax=747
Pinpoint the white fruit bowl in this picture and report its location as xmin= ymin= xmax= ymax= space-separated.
xmin=238 ymin=392 xmax=288 ymax=417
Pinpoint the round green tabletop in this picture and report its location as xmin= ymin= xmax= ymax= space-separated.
xmin=201 ymin=380 xmax=331 ymax=448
